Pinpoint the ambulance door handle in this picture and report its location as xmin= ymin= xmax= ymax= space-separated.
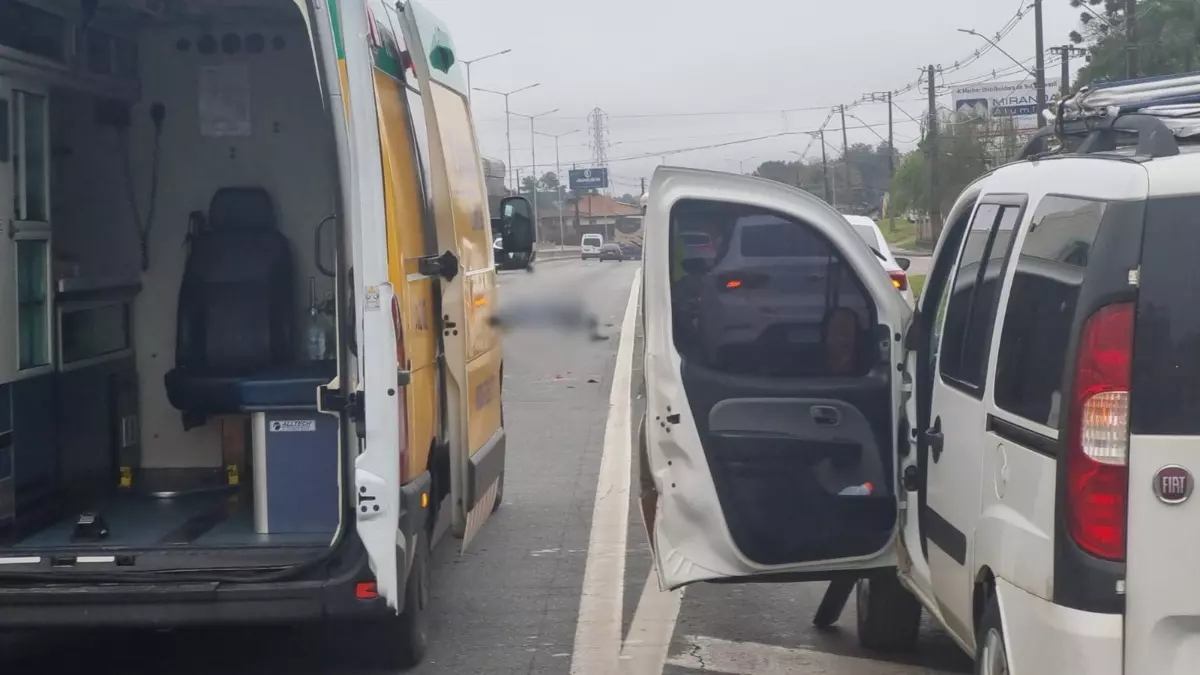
xmin=925 ymin=417 xmax=945 ymax=462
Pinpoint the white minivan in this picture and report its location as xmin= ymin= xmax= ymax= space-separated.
xmin=640 ymin=82 xmax=1200 ymax=675
xmin=581 ymin=233 xmax=604 ymax=259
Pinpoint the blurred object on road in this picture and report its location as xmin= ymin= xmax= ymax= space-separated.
xmin=489 ymin=296 xmax=608 ymax=341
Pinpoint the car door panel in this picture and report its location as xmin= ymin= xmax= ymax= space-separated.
xmin=923 ymin=196 xmax=1024 ymax=644
xmin=641 ymin=167 xmax=910 ymax=590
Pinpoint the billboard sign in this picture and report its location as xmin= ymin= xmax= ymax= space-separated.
xmin=952 ymin=79 xmax=1060 ymax=124
xmin=569 ymin=167 xmax=609 ymax=190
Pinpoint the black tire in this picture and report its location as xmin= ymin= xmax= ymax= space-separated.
xmin=855 ymin=571 xmax=922 ymax=653
xmin=346 ymin=533 xmax=432 ymax=669
xmin=494 ymin=394 xmax=505 ymax=512
xmin=974 ymin=594 xmax=1008 ymax=675
xmin=491 ymin=470 xmax=505 ymax=512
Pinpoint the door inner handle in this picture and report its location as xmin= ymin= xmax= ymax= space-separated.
xmin=811 ymin=405 xmax=840 ymax=426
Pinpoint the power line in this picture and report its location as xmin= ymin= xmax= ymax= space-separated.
xmin=504 ymin=120 xmax=904 ymax=170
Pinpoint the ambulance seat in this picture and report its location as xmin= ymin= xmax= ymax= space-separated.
xmin=165 ymin=187 xmax=329 ymax=426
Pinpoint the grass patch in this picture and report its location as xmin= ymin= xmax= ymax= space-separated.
xmin=880 ymin=217 xmax=918 ymax=251
xmin=909 ymin=274 xmax=926 ymax=299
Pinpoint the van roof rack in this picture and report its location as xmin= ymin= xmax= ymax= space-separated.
xmin=1017 ymin=71 xmax=1200 ymax=161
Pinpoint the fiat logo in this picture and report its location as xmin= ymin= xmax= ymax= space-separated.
xmin=1153 ymin=465 xmax=1193 ymax=505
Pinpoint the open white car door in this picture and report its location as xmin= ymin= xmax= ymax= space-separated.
xmin=640 ymin=167 xmax=912 ymax=590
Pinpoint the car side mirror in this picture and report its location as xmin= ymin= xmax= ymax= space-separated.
xmin=499 ymin=196 xmax=535 ymax=256
xmin=895 ymin=256 xmax=912 ymax=272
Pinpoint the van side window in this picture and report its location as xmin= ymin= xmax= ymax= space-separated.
xmin=0 ymin=96 xmax=8 ymax=162
xmin=669 ymin=199 xmax=874 ymax=378
xmin=404 ymin=89 xmax=439 ymax=257
xmin=938 ymin=202 xmax=1021 ymax=393
xmin=994 ymin=196 xmax=1104 ymax=428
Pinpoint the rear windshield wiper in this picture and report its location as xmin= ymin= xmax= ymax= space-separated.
xmin=868 ymin=246 xmax=887 ymax=262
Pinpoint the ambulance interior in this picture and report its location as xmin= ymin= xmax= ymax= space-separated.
xmin=0 ymin=0 xmax=348 ymax=561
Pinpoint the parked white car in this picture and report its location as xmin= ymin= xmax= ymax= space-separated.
xmin=842 ymin=214 xmax=915 ymax=306
xmin=640 ymin=74 xmax=1200 ymax=674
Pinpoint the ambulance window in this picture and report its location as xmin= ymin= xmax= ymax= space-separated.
xmin=994 ymin=196 xmax=1104 ymax=428
xmin=405 ymin=88 xmax=438 ymax=256
xmin=669 ymin=199 xmax=874 ymax=378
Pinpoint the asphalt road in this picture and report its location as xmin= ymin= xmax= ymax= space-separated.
xmin=0 ymin=257 xmax=968 ymax=674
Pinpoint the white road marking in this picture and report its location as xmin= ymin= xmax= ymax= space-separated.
xmin=619 ymin=568 xmax=684 ymax=674
xmin=570 ymin=268 xmax=642 ymax=675
xmin=667 ymin=635 xmax=958 ymax=675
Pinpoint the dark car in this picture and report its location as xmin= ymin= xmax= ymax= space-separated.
xmin=619 ymin=241 xmax=642 ymax=259
xmin=598 ymin=243 xmax=624 ymax=261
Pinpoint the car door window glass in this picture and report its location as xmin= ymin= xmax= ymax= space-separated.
xmin=939 ymin=202 xmax=1021 ymax=392
xmin=669 ymin=199 xmax=874 ymax=378
xmin=994 ymin=196 xmax=1104 ymax=428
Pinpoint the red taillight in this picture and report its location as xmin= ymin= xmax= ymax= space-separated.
xmin=390 ymin=295 xmax=410 ymax=481
xmin=888 ymin=270 xmax=908 ymax=291
xmin=355 ymin=581 xmax=378 ymax=599
xmin=1067 ymin=302 xmax=1133 ymax=562
xmin=717 ymin=271 xmax=768 ymax=291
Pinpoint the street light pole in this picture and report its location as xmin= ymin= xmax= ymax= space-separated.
xmin=957 ymin=28 xmax=1037 ymax=78
xmin=474 ymin=83 xmax=540 ymax=191
xmin=1033 ymin=0 xmax=1047 ymax=128
xmin=511 ymin=108 xmax=559 ymax=244
xmin=536 ymin=128 xmax=580 ymax=251
xmin=461 ymin=48 xmax=511 ymax=106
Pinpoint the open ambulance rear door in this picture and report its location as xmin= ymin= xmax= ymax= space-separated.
xmin=640 ymin=167 xmax=912 ymax=590
xmin=336 ymin=0 xmax=404 ymax=609
xmin=398 ymin=1 xmax=504 ymax=550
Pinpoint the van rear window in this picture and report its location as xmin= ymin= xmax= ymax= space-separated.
xmin=739 ymin=219 xmax=825 ymax=258
xmin=1131 ymin=195 xmax=1200 ymax=434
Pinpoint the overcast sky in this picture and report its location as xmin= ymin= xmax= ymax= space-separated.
xmin=424 ymin=0 xmax=1087 ymax=196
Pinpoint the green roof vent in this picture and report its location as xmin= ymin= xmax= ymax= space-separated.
xmin=429 ymin=29 xmax=454 ymax=73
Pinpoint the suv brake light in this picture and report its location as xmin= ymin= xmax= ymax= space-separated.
xmin=1066 ymin=302 xmax=1133 ymax=562
xmin=888 ymin=269 xmax=908 ymax=292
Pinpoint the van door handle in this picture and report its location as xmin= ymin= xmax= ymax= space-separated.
xmin=811 ymin=405 xmax=840 ymax=426
xmin=925 ymin=417 xmax=945 ymax=462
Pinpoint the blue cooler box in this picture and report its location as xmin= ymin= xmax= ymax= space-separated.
xmin=252 ymin=410 xmax=339 ymax=534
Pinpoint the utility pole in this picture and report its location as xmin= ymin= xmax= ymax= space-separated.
xmin=927 ymin=65 xmax=941 ymax=241
xmin=473 ymin=83 xmax=540 ymax=190
xmin=839 ymin=105 xmax=850 ymax=210
xmin=1034 ymin=0 xmax=1047 ymax=128
xmin=1125 ymin=0 xmax=1139 ymax=78
xmin=1056 ymin=45 xmax=1088 ymax=97
xmin=862 ymin=91 xmax=895 ymax=178
xmin=1061 ymin=46 xmax=1071 ymax=96
xmin=511 ymin=108 xmax=559 ymax=244
xmin=535 ymin=128 xmax=578 ymax=250
xmin=818 ymin=130 xmax=831 ymax=204
xmin=887 ymin=92 xmax=894 ymax=176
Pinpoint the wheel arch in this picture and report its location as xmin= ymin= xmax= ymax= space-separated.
xmin=973 ymin=564 xmax=997 ymax=637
